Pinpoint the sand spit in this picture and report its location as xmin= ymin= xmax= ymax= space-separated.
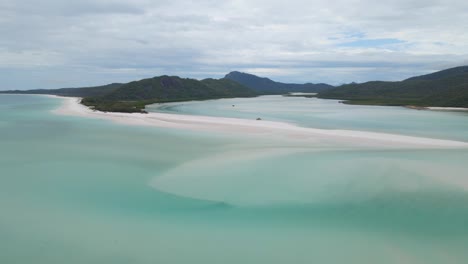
xmin=51 ymin=96 xmax=468 ymax=149
xmin=427 ymin=107 xmax=468 ymax=111
xmin=405 ymin=105 xmax=468 ymax=111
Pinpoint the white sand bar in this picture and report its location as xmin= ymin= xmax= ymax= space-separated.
xmin=52 ymin=96 xmax=468 ymax=149
xmin=428 ymin=107 xmax=468 ymax=111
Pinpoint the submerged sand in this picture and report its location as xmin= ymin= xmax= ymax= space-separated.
xmin=52 ymin=96 xmax=468 ymax=149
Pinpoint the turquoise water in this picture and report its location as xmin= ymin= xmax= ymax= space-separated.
xmin=148 ymin=95 xmax=468 ymax=141
xmin=2 ymin=94 xmax=468 ymax=263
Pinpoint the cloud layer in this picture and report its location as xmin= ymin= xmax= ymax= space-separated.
xmin=1 ymin=0 xmax=467 ymax=89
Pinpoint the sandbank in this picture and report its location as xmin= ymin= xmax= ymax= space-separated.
xmin=51 ymin=96 xmax=468 ymax=149
xmin=427 ymin=107 xmax=468 ymax=111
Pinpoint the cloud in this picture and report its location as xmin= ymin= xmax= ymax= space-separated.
xmin=0 ymin=0 xmax=467 ymax=89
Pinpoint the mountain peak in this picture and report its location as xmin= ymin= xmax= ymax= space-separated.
xmin=225 ymin=71 xmax=333 ymax=94
xmin=224 ymin=71 xmax=260 ymax=79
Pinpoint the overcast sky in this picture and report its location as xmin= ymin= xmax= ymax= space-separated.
xmin=1 ymin=0 xmax=468 ymax=90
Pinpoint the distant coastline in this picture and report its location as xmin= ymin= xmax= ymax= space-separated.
xmin=3 ymin=66 xmax=468 ymax=113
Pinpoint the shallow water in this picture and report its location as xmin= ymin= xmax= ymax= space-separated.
xmin=2 ymin=94 xmax=468 ymax=264
xmin=148 ymin=95 xmax=468 ymax=141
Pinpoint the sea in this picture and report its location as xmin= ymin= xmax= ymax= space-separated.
xmin=1 ymin=94 xmax=468 ymax=264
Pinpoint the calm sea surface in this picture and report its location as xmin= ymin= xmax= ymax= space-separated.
xmin=2 ymin=94 xmax=468 ymax=264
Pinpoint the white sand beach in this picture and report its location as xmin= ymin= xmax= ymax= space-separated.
xmin=288 ymin=92 xmax=317 ymax=96
xmin=52 ymin=96 xmax=468 ymax=148
xmin=427 ymin=107 xmax=468 ymax=111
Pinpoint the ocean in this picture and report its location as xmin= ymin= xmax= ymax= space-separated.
xmin=1 ymin=94 xmax=468 ymax=263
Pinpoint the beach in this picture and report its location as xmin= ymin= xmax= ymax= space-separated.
xmin=428 ymin=107 xmax=468 ymax=111
xmin=53 ymin=96 xmax=468 ymax=149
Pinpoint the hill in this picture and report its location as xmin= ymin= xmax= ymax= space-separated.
xmin=317 ymin=66 xmax=468 ymax=107
xmin=1 ymin=75 xmax=257 ymax=113
xmin=81 ymin=76 xmax=256 ymax=113
xmin=404 ymin=66 xmax=468 ymax=81
xmin=100 ymin=76 xmax=255 ymax=101
xmin=224 ymin=71 xmax=333 ymax=94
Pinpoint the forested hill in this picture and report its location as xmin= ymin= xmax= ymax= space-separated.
xmin=225 ymin=71 xmax=334 ymax=94
xmin=404 ymin=66 xmax=468 ymax=81
xmin=99 ymin=76 xmax=255 ymax=101
xmin=0 ymin=71 xmax=333 ymax=113
xmin=80 ymin=76 xmax=256 ymax=113
xmin=317 ymin=66 xmax=468 ymax=107
xmin=4 ymin=66 xmax=468 ymax=112
xmin=0 ymin=75 xmax=257 ymax=113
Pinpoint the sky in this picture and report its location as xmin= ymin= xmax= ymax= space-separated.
xmin=1 ymin=0 xmax=468 ymax=90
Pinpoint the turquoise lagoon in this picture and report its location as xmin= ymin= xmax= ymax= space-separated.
xmin=1 ymin=94 xmax=468 ymax=263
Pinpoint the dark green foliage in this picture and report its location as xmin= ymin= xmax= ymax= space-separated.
xmin=101 ymin=76 xmax=256 ymax=102
xmin=224 ymin=71 xmax=333 ymax=94
xmin=1 ymin=75 xmax=258 ymax=113
xmin=318 ymin=66 xmax=468 ymax=107
xmin=81 ymin=76 xmax=258 ymax=113
xmin=7 ymin=66 xmax=468 ymax=112
xmin=404 ymin=66 xmax=468 ymax=81
xmin=1 ymin=72 xmax=333 ymax=113
xmin=201 ymin=78 xmax=257 ymax=97
xmin=81 ymin=97 xmax=149 ymax=113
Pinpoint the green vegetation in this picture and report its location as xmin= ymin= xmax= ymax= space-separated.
xmin=201 ymin=78 xmax=256 ymax=97
xmin=0 ymin=71 xmax=335 ymax=113
xmin=225 ymin=71 xmax=333 ymax=94
xmin=0 ymin=75 xmax=260 ymax=113
xmin=318 ymin=66 xmax=468 ymax=107
xmin=101 ymin=76 xmax=256 ymax=101
xmin=80 ymin=98 xmax=150 ymax=113
xmin=4 ymin=66 xmax=468 ymax=112
xmin=80 ymin=76 xmax=257 ymax=113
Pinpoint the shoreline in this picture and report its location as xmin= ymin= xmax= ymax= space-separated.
xmin=48 ymin=95 xmax=468 ymax=149
xmin=404 ymin=105 xmax=468 ymax=112
xmin=405 ymin=105 xmax=428 ymax=110
xmin=427 ymin=107 xmax=468 ymax=111
xmin=405 ymin=105 xmax=468 ymax=111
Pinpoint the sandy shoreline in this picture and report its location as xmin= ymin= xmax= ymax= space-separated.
xmin=50 ymin=95 xmax=468 ymax=148
xmin=405 ymin=105 xmax=468 ymax=111
xmin=427 ymin=107 xmax=468 ymax=111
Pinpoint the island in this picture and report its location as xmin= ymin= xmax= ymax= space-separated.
xmin=0 ymin=72 xmax=333 ymax=113
xmin=2 ymin=66 xmax=468 ymax=111
xmin=316 ymin=66 xmax=468 ymax=108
